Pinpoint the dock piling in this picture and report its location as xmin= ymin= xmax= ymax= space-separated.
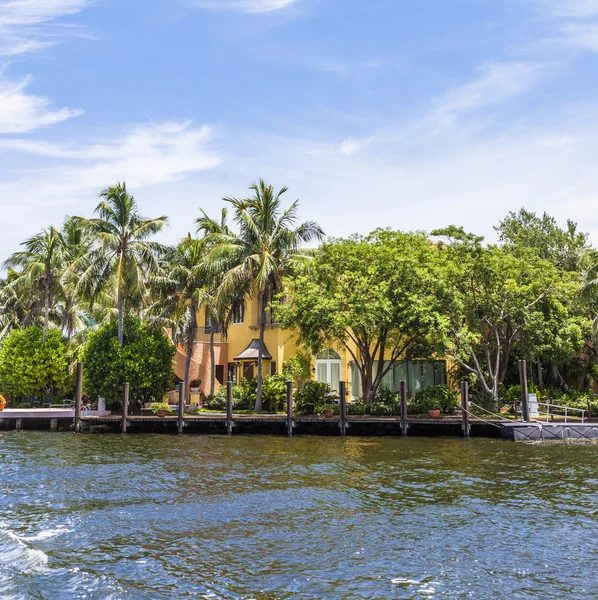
xmin=226 ymin=381 xmax=233 ymax=435
xmin=74 ymin=362 xmax=83 ymax=433
xmin=400 ymin=380 xmax=408 ymax=436
xmin=519 ymin=359 xmax=530 ymax=422
xmin=461 ymin=380 xmax=470 ymax=438
xmin=178 ymin=381 xmax=185 ymax=434
xmin=339 ymin=381 xmax=347 ymax=436
xmin=121 ymin=382 xmax=129 ymax=434
xmin=286 ymin=381 xmax=293 ymax=437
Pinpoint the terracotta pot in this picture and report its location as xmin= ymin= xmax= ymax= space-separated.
xmin=428 ymin=409 xmax=441 ymax=419
xmin=322 ymin=409 xmax=335 ymax=418
xmin=157 ymin=409 xmax=167 ymax=418
xmin=0 ymin=404 xmax=4 ymax=412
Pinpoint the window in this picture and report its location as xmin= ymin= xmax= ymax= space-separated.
xmin=350 ymin=360 xmax=448 ymax=399
xmin=215 ymin=365 xmax=225 ymax=385
xmin=243 ymin=362 xmax=255 ymax=380
xmin=270 ymin=361 xmax=277 ymax=376
xmin=315 ymin=350 xmax=342 ymax=393
xmin=232 ymin=301 xmax=244 ymax=325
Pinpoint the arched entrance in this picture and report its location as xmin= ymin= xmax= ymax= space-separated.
xmin=315 ymin=350 xmax=342 ymax=393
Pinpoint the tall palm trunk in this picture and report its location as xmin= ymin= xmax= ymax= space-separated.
xmin=183 ymin=306 xmax=198 ymax=403
xmin=210 ymin=328 xmax=216 ymax=397
xmin=117 ymin=297 xmax=124 ymax=345
xmin=184 ymin=338 xmax=193 ymax=394
xmin=255 ymin=290 xmax=266 ymax=411
xmin=42 ymin=276 xmax=50 ymax=343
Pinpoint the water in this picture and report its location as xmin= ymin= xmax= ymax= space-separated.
xmin=1 ymin=432 xmax=597 ymax=599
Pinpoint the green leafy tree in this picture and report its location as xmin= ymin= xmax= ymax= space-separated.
xmin=82 ymin=317 xmax=175 ymax=410
xmin=3 ymin=226 xmax=66 ymax=343
xmin=276 ymin=229 xmax=447 ymax=404
xmin=207 ymin=180 xmax=324 ymax=409
xmin=433 ymin=226 xmax=588 ymax=400
xmin=0 ymin=327 xmax=73 ymax=402
xmin=495 ymin=208 xmax=589 ymax=272
xmin=74 ymin=182 xmax=168 ymax=345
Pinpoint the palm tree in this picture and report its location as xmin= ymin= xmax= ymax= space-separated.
xmin=3 ymin=226 xmax=66 ymax=342
xmin=197 ymin=207 xmax=237 ymax=397
xmin=206 ymin=180 xmax=324 ymax=410
xmin=148 ymin=236 xmax=210 ymax=390
xmin=74 ymin=182 xmax=168 ymax=345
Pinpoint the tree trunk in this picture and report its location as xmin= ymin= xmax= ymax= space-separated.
xmin=184 ymin=339 xmax=193 ymax=395
xmin=210 ymin=329 xmax=216 ymax=397
xmin=117 ymin=297 xmax=124 ymax=345
xmin=42 ymin=277 xmax=50 ymax=343
xmin=255 ymin=290 xmax=266 ymax=411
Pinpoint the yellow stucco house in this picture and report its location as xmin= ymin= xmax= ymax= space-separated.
xmin=174 ymin=294 xmax=448 ymax=402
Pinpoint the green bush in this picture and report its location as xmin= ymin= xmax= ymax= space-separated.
xmin=207 ymin=375 xmax=287 ymax=412
xmin=82 ymin=317 xmax=175 ymax=411
xmin=410 ymin=385 xmax=458 ymax=414
xmin=347 ymin=401 xmax=366 ymax=415
xmin=0 ymin=326 xmax=73 ymax=404
xmin=294 ymin=381 xmax=338 ymax=415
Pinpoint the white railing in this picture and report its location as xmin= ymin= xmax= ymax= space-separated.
xmin=536 ymin=401 xmax=586 ymax=423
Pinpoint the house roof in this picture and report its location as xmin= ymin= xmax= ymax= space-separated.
xmin=233 ymin=339 xmax=272 ymax=361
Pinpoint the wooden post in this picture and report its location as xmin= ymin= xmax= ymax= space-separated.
xmin=50 ymin=418 xmax=58 ymax=431
xmin=121 ymin=382 xmax=129 ymax=434
xmin=587 ymin=398 xmax=593 ymax=421
xmin=461 ymin=380 xmax=470 ymax=438
xmin=519 ymin=359 xmax=529 ymax=422
xmin=286 ymin=381 xmax=293 ymax=437
xmin=178 ymin=381 xmax=185 ymax=434
xmin=339 ymin=381 xmax=347 ymax=436
xmin=15 ymin=419 xmax=22 ymax=431
xmin=74 ymin=362 xmax=83 ymax=433
xmin=400 ymin=380 xmax=408 ymax=437
xmin=226 ymin=381 xmax=233 ymax=435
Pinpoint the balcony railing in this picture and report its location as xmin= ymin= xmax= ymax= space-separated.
xmin=196 ymin=326 xmax=223 ymax=343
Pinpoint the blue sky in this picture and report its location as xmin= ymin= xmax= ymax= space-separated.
xmin=2 ymin=0 xmax=598 ymax=258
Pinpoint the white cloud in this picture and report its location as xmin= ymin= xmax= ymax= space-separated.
xmin=339 ymin=137 xmax=374 ymax=156
xmin=191 ymin=0 xmax=296 ymax=13
xmin=540 ymin=0 xmax=598 ymax=18
xmin=0 ymin=121 xmax=222 ymax=189
xmin=0 ymin=0 xmax=91 ymax=57
xmin=0 ymin=74 xmax=83 ymax=133
xmin=432 ymin=62 xmax=543 ymax=127
xmin=561 ymin=22 xmax=598 ymax=51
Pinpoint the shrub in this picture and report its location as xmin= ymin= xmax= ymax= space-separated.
xmin=82 ymin=317 xmax=175 ymax=411
xmin=261 ymin=375 xmax=287 ymax=412
xmin=410 ymin=385 xmax=457 ymax=414
xmin=205 ymin=393 xmax=227 ymax=411
xmin=150 ymin=402 xmax=172 ymax=414
xmin=294 ymin=381 xmax=338 ymax=415
xmin=0 ymin=326 xmax=73 ymax=404
xmin=347 ymin=401 xmax=366 ymax=415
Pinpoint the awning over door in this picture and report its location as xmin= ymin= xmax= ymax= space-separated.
xmin=233 ymin=339 xmax=272 ymax=361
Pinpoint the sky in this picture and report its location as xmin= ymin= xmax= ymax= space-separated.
xmin=2 ymin=0 xmax=598 ymax=258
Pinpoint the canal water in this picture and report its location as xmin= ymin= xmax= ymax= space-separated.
xmin=1 ymin=433 xmax=597 ymax=599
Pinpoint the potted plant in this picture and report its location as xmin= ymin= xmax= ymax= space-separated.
xmin=0 ymin=395 xmax=6 ymax=412
xmin=422 ymin=396 xmax=442 ymax=419
xmin=189 ymin=379 xmax=201 ymax=393
xmin=151 ymin=402 xmax=171 ymax=418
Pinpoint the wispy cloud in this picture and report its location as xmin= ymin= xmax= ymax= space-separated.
xmin=0 ymin=73 xmax=83 ymax=133
xmin=0 ymin=0 xmax=91 ymax=57
xmin=191 ymin=0 xmax=296 ymax=13
xmin=339 ymin=137 xmax=374 ymax=156
xmin=0 ymin=121 xmax=222 ymax=190
xmin=540 ymin=0 xmax=598 ymax=18
xmin=432 ymin=61 xmax=543 ymax=127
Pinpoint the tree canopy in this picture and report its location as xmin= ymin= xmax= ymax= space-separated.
xmin=276 ymin=229 xmax=448 ymax=403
